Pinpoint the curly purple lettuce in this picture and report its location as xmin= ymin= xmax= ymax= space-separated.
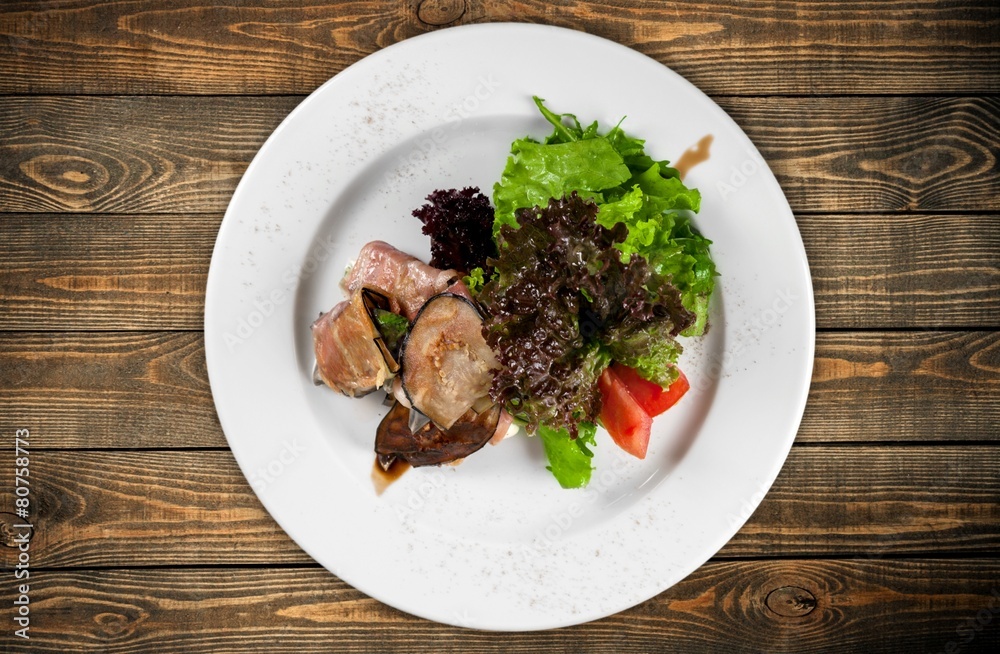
xmin=479 ymin=193 xmax=693 ymax=436
xmin=413 ymin=187 xmax=497 ymax=273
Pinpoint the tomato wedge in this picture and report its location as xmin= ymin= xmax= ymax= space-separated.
xmin=598 ymin=367 xmax=652 ymax=459
xmin=611 ymin=364 xmax=690 ymax=417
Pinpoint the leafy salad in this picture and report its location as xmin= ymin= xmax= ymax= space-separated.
xmin=313 ymin=97 xmax=716 ymax=489
xmin=421 ymin=98 xmax=716 ymax=487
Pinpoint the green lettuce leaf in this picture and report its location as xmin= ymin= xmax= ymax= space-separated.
xmin=492 ymin=97 xmax=716 ymax=335
xmin=604 ymin=321 xmax=682 ymax=387
xmin=374 ymin=309 xmax=409 ymax=353
xmin=537 ymin=422 xmax=596 ymax=489
xmin=493 ymin=138 xmax=630 ymax=236
xmin=639 ymin=214 xmax=716 ymax=337
xmin=463 ymin=267 xmax=487 ymax=295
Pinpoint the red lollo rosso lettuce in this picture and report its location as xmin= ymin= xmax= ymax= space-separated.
xmin=413 ymin=187 xmax=497 ymax=273
xmin=479 ymin=192 xmax=693 ymax=440
xmin=493 ymin=97 xmax=716 ymax=336
xmin=412 ymin=99 xmax=716 ymax=488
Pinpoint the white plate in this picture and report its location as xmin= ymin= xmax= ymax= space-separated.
xmin=205 ymin=23 xmax=814 ymax=631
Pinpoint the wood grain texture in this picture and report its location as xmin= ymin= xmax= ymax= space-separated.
xmin=0 ymin=0 xmax=996 ymax=649
xmin=802 ymin=331 xmax=1000 ymax=442
xmin=0 ymin=446 xmax=996 ymax=568
xmin=2 ymin=212 xmax=997 ymax=331
xmin=724 ymin=97 xmax=1000 ymax=213
xmin=0 ymin=96 xmax=997 ymax=214
xmin=0 ymin=0 xmax=997 ymax=96
xmin=0 ymin=332 xmax=218 ymax=448
xmin=0 ymin=449 xmax=305 ymax=569
xmin=1 ymin=562 xmax=999 ymax=653
xmin=0 ymin=214 xmax=217 ymax=330
xmin=800 ymin=214 xmax=1000 ymax=329
xmin=1 ymin=331 xmax=996 ymax=449
xmin=0 ymin=96 xmax=298 ymax=213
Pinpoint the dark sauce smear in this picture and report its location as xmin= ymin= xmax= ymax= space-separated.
xmin=372 ymin=455 xmax=410 ymax=495
xmin=674 ymin=134 xmax=713 ymax=180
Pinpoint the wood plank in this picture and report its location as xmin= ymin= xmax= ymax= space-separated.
xmin=0 ymin=332 xmax=219 ymax=448
xmin=802 ymin=331 xmax=1000 ymax=443
xmin=724 ymin=97 xmax=1000 ymax=213
xmin=0 ymin=0 xmax=997 ymax=96
xmin=0 ymin=446 xmax=996 ymax=568
xmin=1 ymin=331 xmax=996 ymax=450
xmin=2 ymin=212 xmax=997 ymax=331
xmin=727 ymin=446 xmax=1000 ymax=558
xmin=0 ymin=215 xmax=217 ymax=330
xmin=0 ymin=97 xmax=997 ymax=214
xmin=1 ymin=562 xmax=999 ymax=653
xmin=0 ymin=449 xmax=307 ymax=568
xmin=800 ymin=214 xmax=1000 ymax=329
xmin=0 ymin=96 xmax=298 ymax=214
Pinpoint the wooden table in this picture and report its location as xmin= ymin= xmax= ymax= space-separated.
xmin=1 ymin=1 xmax=998 ymax=651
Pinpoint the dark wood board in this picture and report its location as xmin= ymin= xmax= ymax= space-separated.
xmin=0 ymin=97 xmax=996 ymax=214
xmin=0 ymin=561 xmax=998 ymax=653
xmin=1 ymin=445 xmax=996 ymax=569
xmin=1 ymin=0 xmax=998 ymax=649
xmin=0 ymin=0 xmax=997 ymax=96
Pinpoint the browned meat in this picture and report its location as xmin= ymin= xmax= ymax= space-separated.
xmin=316 ymin=242 xmax=507 ymax=470
xmin=345 ymin=241 xmax=459 ymax=320
xmin=312 ymin=289 xmax=398 ymax=397
xmin=376 ymin=401 xmax=501 ymax=467
xmin=444 ymin=277 xmax=474 ymax=302
xmin=400 ymin=293 xmax=500 ymax=430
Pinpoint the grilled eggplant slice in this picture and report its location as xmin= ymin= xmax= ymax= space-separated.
xmin=376 ymin=400 xmax=501 ymax=467
xmin=400 ymin=293 xmax=499 ymax=430
xmin=360 ymin=288 xmax=405 ymax=374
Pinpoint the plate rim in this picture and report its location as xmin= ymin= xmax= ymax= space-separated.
xmin=205 ymin=21 xmax=816 ymax=631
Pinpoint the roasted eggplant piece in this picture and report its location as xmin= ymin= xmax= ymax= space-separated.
xmin=400 ymin=293 xmax=499 ymax=430
xmin=311 ymin=288 xmax=401 ymax=397
xmin=376 ymin=400 xmax=501 ymax=467
xmin=360 ymin=288 xmax=406 ymax=372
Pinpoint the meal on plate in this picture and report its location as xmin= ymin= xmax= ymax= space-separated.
xmin=312 ymin=97 xmax=717 ymax=488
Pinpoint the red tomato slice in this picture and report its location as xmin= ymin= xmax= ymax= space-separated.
xmin=611 ymin=364 xmax=690 ymax=417
xmin=598 ymin=367 xmax=652 ymax=459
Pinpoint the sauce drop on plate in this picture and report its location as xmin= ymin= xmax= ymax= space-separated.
xmin=674 ymin=134 xmax=713 ymax=179
xmin=372 ymin=456 xmax=410 ymax=495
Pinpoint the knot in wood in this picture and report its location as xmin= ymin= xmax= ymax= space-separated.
xmin=19 ymin=153 xmax=109 ymax=195
xmin=417 ymin=0 xmax=466 ymax=26
xmin=94 ymin=609 xmax=149 ymax=639
xmin=95 ymin=612 xmax=131 ymax=637
xmin=765 ymin=585 xmax=817 ymax=617
xmin=0 ymin=512 xmax=32 ymax=548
